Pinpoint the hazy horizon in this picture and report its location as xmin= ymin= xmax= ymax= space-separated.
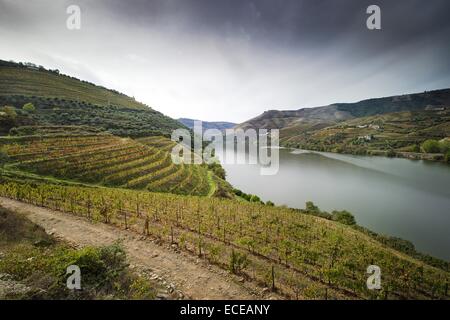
xmin=1 ymin=0 xmax=450 ymax=123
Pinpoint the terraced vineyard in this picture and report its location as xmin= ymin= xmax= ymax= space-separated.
xmin=0 ymin=64 xmax=147 ymax=110
xmin=0 ymin=132 xmax=214 ymax=196
xmin=0 ymin=179 xmax=448 ymax=300
xmin=279 ymin=109 xmax=450 ymax=159
xmin=0 ymin=60 xmax=186 ymax=137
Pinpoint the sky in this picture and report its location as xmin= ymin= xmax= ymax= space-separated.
xmin=1 ymin=0 xmax=450 ymax=123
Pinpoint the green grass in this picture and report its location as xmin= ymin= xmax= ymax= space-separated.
xmin=0 ymin=180 xmax=448 ymax=300
xmin=0 ymin=206 xmax=157 ymax=299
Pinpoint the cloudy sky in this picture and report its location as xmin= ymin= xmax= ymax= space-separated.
xmin=1 ymin=0 xmax=450 ymax=122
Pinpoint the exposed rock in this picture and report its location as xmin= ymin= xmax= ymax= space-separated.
xmin=156 ymin=292 xmax=171 ymax=300
xmin=0 ymin=273 xmax=34 ymax=298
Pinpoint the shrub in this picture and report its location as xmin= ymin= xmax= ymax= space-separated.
xmin=207 ymin=162 xmax=226 ymax=180
xmin=305 ymin=201 xmax=320 ymax=214
xmin=0 ymin=240 xmax=150 ymax=299
xmin=445 ymin=150 xmax=450 ymax=163
xmin=439 ymin=139 xmax=450 ymax=154
xmin=233 ymin=188 xmax=243 ymax=196
xmin=331 ymin=210 xmax=356 ymax=226
xmin=228 ymin=250 xmax=249 ymax=275
xmin=421 ymin=139 xmax=441 ymax=153
xmin=386 ymin=148 xmax=396 ymax=157
xmin=22 ymin=103 xmax=36 ymax=113
xmin=0 ymin=105 xmax=17 ymax=118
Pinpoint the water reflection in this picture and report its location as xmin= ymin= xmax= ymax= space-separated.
xmin=219 ymin=147 xmax=450 ymax=260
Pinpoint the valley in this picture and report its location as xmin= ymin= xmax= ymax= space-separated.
xmin=0 ymin=60 xmax=449 ymax=300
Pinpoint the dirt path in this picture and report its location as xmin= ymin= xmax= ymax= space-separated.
xmin=0 ymin=197 xmax=279 ymax=300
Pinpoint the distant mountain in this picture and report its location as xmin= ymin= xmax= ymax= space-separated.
xmin=178 ymin=118 xmax=236 ymax=132
xmin=236 ymin=88 xmax=450 ymax=160
xmin=236 ymin=88 xmax=450 ymax=131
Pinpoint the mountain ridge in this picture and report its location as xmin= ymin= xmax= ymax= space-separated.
xmin=178 ymin=118 xmax=236 ymax=132
xmin=235 ymin=88 xmax=450 ymax=161
xmin=236 ymin=88 xmax=450 ymax=131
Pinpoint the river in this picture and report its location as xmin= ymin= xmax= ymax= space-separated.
xmin=219 ymin=147 xmax=450 ymax=260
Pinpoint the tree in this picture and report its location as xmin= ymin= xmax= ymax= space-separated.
xmin=0 ymin=105 xmax=17 ymax=118
xmin=421 ymin=139 xmax=441 ymax=153
xmin=207 ymin=162 xmax=226 ymax=179
xmin=0 ymin=106 xmax=18 ymax=134
xmin=331 ymin=210 xmax=356 ymax=226
xmin=305 ymin=201 xmax=320 ymax=214
xmin=445 ymin=150 xmax=450 ymax=163
xmin=439 ymin=139 xmax=450 ymax=154
xmin=22 ymin=102 xmax=36 ymax=113
xmin=386 ymin=148 xmax=396 ymax=157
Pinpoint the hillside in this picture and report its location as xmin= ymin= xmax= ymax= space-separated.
xmin=0 ymin=60 xmax=184 ymax=137
xmin=236 ymin=88 xmax=450 ymax=160
xmin=0 ymin=126 xmax=447 ymax=300
xmin=0 ymin=199 xmax=262 ymax=299
xmin=281 ymin=109 xmax=450 ymax=159
xmin=1 ymin=60 xmax=449 ymax=300
xmin=0 ymin=128 xmax=231 ymax=197
xmin=237 ymin=88 xmax=450 ymax=131
xmin=0 ymin=178 xmax=449 ymax=300
xmin=178 ymin=118 xmax=236 ymax=132
xmin=236 ymin=105 xmax=352 ymax=131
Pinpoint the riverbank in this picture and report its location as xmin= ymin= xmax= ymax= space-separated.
xmin=282 ymin=144 xmax=448 ymax=163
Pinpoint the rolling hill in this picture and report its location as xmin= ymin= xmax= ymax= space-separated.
xmin=237 ymin=88 xmax=450 ymax=131
xmin=236 ymin=89 xmax=450 ymax=160
xmin=0 ymin=60 xmax=185 ymax=136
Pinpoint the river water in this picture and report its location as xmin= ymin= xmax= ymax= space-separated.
xmin=219 ymin=148 xmax=450 ymax=260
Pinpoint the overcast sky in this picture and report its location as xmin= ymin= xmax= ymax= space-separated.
xmin=1 ymin=0 xmax=450 ymax=122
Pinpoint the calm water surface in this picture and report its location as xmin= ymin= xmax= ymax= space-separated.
xmin=219 ymin=148 xmax=450 ymax=260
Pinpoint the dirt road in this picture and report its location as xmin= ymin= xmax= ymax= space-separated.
xmin=0 ymin=197 xmax=279 ymax=300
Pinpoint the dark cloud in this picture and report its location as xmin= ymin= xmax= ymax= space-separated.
xmin=97 ymin=0 xmax=450 ymax=49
